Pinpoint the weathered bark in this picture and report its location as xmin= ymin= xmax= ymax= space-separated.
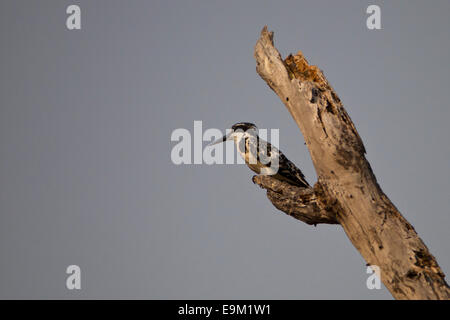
xmin=253 ymin=26 xmax=450 ymax=300
xmin=252 ymin=175 xmax=338 ymax=225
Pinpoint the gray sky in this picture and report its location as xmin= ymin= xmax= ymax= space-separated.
xmin=0 ymin=0 xmax=449 ymax=299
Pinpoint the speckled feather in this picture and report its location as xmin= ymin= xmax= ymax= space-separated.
xmin=237 ymin=132 xmax=310 ymax=188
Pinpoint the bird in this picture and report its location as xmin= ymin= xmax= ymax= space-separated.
xmin=208 ymin=122 xmax=310 ymax=188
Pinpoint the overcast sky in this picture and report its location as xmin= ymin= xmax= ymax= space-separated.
xmin=1 ymin=0 xmax=449 ymax=299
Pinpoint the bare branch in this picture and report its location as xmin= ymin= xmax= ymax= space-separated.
xmin=253 ymin=26 xmax=450 ymax=300
xmin=252 ymin=175 xmax=338 ymax=225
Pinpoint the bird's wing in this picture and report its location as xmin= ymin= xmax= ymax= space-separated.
xmin=277 ymin=151 xmax=310 ymax=188
xmin=257 ymin=138 xmax=310 ymax=188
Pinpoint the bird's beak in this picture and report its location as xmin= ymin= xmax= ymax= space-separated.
xmin=208 ymin=132 xmax=232 ymax=146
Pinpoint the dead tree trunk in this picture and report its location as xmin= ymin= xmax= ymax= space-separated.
xmin=253 ymin=26 xmax=450 ymax=300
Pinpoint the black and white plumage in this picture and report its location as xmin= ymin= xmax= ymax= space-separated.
xmin=209 ymin=122 xmax=310 ymax=188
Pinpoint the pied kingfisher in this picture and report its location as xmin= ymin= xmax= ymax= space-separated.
xmin=209 ymin=122 xmax=309 ymax=188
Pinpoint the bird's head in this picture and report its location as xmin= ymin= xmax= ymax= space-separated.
xmin=209 ymin=122 xmax=258 ymax=146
